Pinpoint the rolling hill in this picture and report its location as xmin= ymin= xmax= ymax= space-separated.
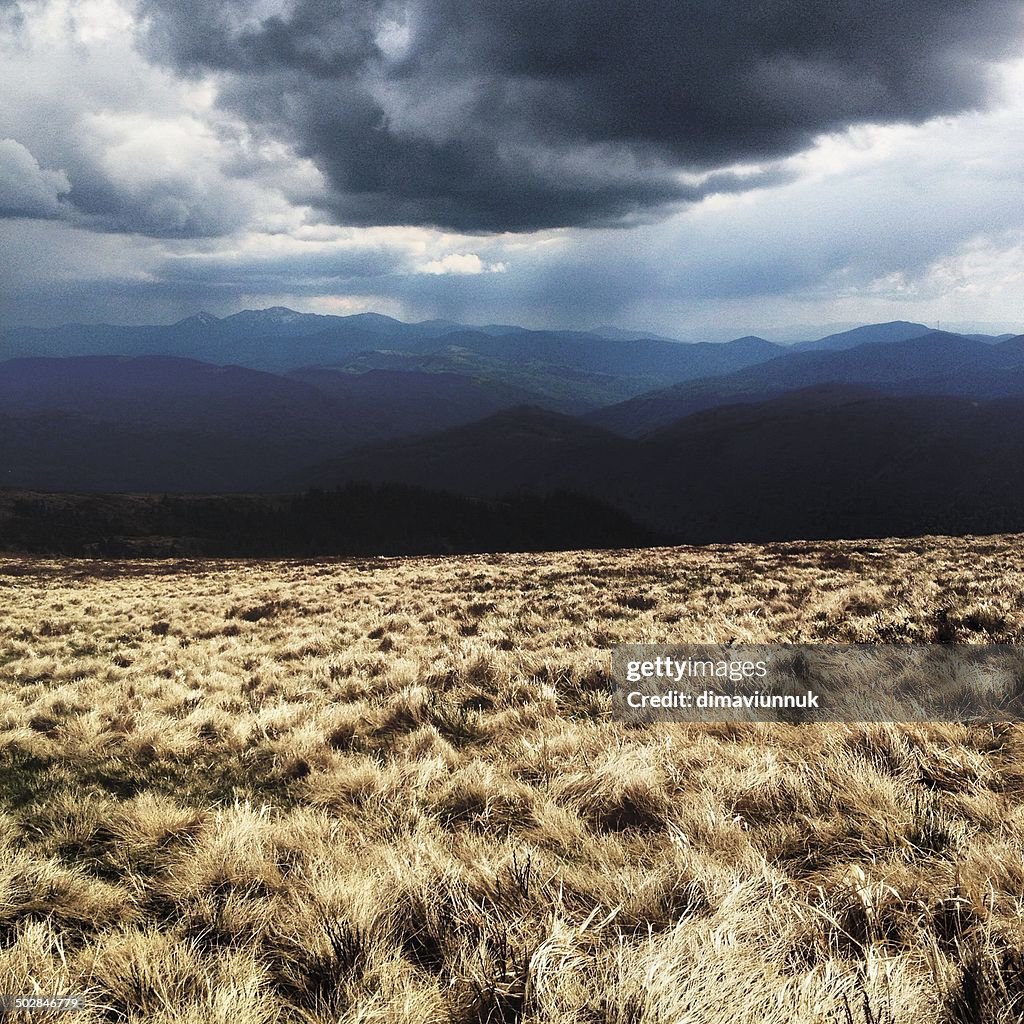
xmin=289 ymin=388 xmax=1024 ymax=542
xmin=0 ymin=357 xmax=575 ymax=490
xmin=281 ymin=405 xmax=629 ymax=497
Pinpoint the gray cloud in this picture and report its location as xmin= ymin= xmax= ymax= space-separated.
xmin=0 ymin=6 xmax=20 ymax=32
xmin=156 ymin=244 xmax=408 ymax=287
xmin=0 ymin=139 xmax=70 ymax=218
xmin=62 ymin=158 xmax=256 ymax=239
xmin=138 ymin=0 xmax=1023 ymax=231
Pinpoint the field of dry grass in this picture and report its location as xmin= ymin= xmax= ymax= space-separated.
xmin=1 ymin=534 xmax=1024 ymax=1023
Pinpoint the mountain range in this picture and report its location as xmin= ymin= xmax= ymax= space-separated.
xmin=1 ymin=308 xmax=1023 ymax=548
xmin=0 ymin=308 xmax=787 ymax=410
xmin=590 ymin=330 xmax=1024 ymax=435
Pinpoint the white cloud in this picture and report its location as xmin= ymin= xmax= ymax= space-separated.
xmin=418 ymin=253 xmax=507 ymax=275
xmin=0 ymin=0 xmax=316 ymax=237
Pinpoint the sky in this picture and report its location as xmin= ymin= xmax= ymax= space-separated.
xmin=1 ymin=0 xmax=1023 ymax=337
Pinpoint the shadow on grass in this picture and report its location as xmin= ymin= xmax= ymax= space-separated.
xmin=0 ymin=746 xmax=303 ymax=811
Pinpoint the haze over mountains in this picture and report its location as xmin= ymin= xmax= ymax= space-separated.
xmin=2 ymin=308 xmax=1023 ymax=550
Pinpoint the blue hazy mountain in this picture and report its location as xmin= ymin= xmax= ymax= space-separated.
xmin=789 ymin=320 xmax=1016 ymax=351
xmin=789 ymin=321 xmax=932 ymax=352
xmin=0 ymin=308 xmax=788 ymax=410
xmin=589 ymin=331 xmax=1024 ymax=436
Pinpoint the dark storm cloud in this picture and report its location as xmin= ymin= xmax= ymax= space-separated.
xmin=137 ymin=0 xmax=1023 ymax=232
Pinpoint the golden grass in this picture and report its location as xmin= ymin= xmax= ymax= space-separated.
xmin=0 ymin=534 xmax=1023 ymax=1022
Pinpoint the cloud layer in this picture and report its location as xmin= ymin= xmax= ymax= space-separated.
xmin=138 ymin=0 xmax=1023 ymax=231
xmin=0 ymin=0 xmax=1023 ymax=333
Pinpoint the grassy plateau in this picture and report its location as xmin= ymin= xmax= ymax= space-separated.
xmin=1 ymin=534 xmax=1023 ymax=1023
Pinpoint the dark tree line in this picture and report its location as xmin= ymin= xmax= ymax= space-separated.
xmin=0 ymin=484 xmax=665 ymax=558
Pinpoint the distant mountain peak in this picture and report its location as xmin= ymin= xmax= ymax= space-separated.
xmin=226 ymin=306 xmax=307 ymax=323
xmin=590 ymin=325 xmax=683 ymax=343
xmin=175 ymin=311 xmax=221 ymax=328
xmin=791 ymin=320 xmax=933 ymax=353
xmin=461 ymin=403 xmax=621 ymax=442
